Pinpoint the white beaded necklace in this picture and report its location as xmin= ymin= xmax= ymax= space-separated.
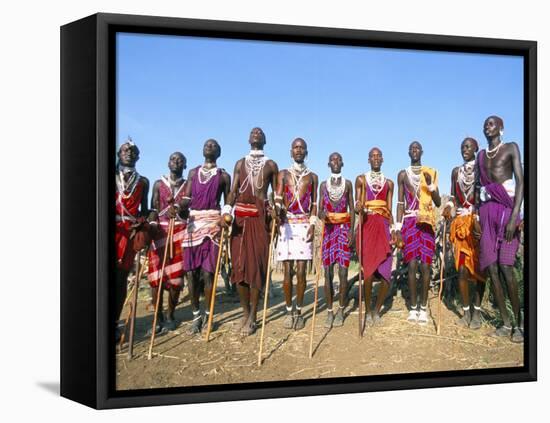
xmin=288 ymin=161 xmax=311 ymax=188
xmin=239 ymin=151 xmax=268 ymax=193
xmin=366 ymin=170 xmax=386 ymax=199
xmin=161 ymin=175 xmax=185 ymax=198
xmin=198 ymin=165 xmax=217 ymax=185
xmin=486 ymin=141 xmax=503 ymax=159
xmin=405 ymin=166 xmax=421 ymax=200
xmin=458 ymin=160 xmax=476 ymax=204
xmin=116 ymin=167 xmax=139 ymax=199
xmin=327 ymin=173 xmax=345 ymax=202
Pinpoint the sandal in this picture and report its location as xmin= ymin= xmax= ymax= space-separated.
xmin=490 ymin=325 xmax=512 ymax=338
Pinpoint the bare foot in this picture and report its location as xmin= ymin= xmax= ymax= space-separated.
xmin=232 ymin=316 xmax=247 ymax=333
xmin=241 ymin=316 xmax=257 ymax=336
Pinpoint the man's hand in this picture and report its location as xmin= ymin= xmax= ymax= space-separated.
xmin=472 ymin=218 xmax=482 ymax=240
xmin=147 ymin=210 xmax=158 ymax=223
xmin=348 ymin=229 xmax=354 ymax=248
xmin=307 ymin=224 xmax=315 ymax=243
xmin=221 ymin=213 xmax=233 ymax=228
xmin=505 ymin=217 xmax=518 ymax=242
xmin=394 ymin=230 xmax=404 ymax=249
xmin=442 ymin=205 xmax=452 ymax=220
xmin=354 ymin=200 xmax=363 ymax=214
xmin=423 ymin=172 xmax=432 ymax=186
xmin=131 ymin=216 xmax=147 ymax=230
xmin=167 ymin=205 xmax=179 ymax=219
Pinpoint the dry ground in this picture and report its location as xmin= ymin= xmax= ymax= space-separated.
xmin=115 ymin=271 xmax=523 ymax=391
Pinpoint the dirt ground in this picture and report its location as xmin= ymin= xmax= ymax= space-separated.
xmin=115 ymin=270 xmax=523 ymax=391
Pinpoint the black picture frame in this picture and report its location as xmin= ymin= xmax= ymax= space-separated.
xmin=60 ymin=12 xmax=537 ymax=409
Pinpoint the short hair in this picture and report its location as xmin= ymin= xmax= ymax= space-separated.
xmin=292 ymin=137 xmax=307 ymax=149
xmin=118 ymin=142 xmax=140 ymax=157
xmin=461 ymin=137 xmax=479 ymax=152
xmin=369 ymin=147 xmax=383 ymax=157
xmin=409 ymin=141 xmax=422 ymax=150
xmin=171 ymin=151 xmax=187 ymax=163
xmin=485 ymin=115 xmax=504 ymax=129
xmin=251 ymin=127 xmax=266 ymax=144
xmin=204 ymin=138 xmax=221 ymax=158
xmin=328 ymin=152 xmax=342 ymax=161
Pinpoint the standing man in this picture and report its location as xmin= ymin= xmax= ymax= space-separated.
xmin=319 ymin=152 xmax=354 ymax=328
xmin=355 ymin=148 xmax=394 ymax=327
xmin=115 ymin=139 xmax=150 ymax=337
xmin=476 ymin=116 xmax=524 ymax=342
xmin=146 ymin=152 xmax=187 ymax=333
xmin=180 ymin=139 xmax=231 ymax=334
xmin=395 ymin=141 xmax=441 ymax=324
xmin=275 ymin=138 xmax=319 ymax=330
xmin=222 ymin=127 xmax=278 ymax=336
xmin=443 ymin=138 xmax=486 ymax=329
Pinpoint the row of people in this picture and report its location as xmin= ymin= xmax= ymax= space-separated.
xmin=114 ymin=115 xmax=524 ymax=343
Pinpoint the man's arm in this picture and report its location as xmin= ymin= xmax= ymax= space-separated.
xmin=148 ymin=180 xmax=160 ymax=222
xmin=220 ymin=169 xmax=231 ymax=205
xmin=474 ymin=155 xmax=482 ymax=212
xmin=426 ymin=170 xmax=441 ymax=207
xmin=140 ymin=177 xmax=150 ymax=217
xmin=274 ymin=166 xmax=285 ymax=216
xmin=396 ymin=170 xmax=405 ymax=225
xmin=443 ymin=167 xmax=458 ymax=220
xmin=179 ymin=168 xmax=196 ymax=211
xmin=225 ymin=159 xmax=243 ymax=208
xmin=310 ymin=173 xmax=318 ymax=218
xmin=346 ymin=180 xmax=355 ymax=232
xmin=387 ymin=179 xmax=395 ymax=226
xmin=354 ymin=174 xmax=364 ymax=213
xmin=318 ymin=181 xmax=326 ymax=221
xmin=506 ymin=142 xmax=524 ymax=241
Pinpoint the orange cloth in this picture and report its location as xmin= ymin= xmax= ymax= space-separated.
xmin=449 ymin=213 xmax=485 ymax=282
xmin=417 ymin=166 xmax=437 ymax=230
xmin=364 ymin=199 xmax=391 ymax=220
xmin=325 ymin=212 xmax=351 ymax=224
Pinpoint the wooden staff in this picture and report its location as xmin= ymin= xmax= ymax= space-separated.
xmin=257 ymin=218 xmax=278 ymax=367
xmin=437 ymin=219 xmax=448 ymax=335
xmin=147 ymin=218 xmax=175 ymax=360
xmin=357 ymin=178 xmax=366 ymax=337
xmin=204 ymin=226 xmax=226 ymax=342
xmin=120 ymin=250 xmax=147 ymax=355
xmin=309 ymin=223 xmax=325 ymax=358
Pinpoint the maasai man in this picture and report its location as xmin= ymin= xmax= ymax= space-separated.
xmin=355 ymin=148 xmax=394 ymax=326
xmin=180 ymin=139 xmax=231 ymax=334
xmin=395 ymin=141 xmax=441 ymax=324
xmin=222 ymin=127 xmax=278 ymax=336
xmin=443 ymin=138 xmax=486 ymax=330
xmin=115 ymin=139 xmax=150 ymax=337
xmin=275 ymin=138 xmax=318 ymax=330
xmin=146 ymin=152 xmax=187 ymax=334
xmin=475 ymin=116 xmax=524 ymax=342
xmin=318 ymin=152 xmax=354 ymax=328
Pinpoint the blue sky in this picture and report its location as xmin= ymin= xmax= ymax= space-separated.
xmin=116 ymin=33 xmax=524 ymax=199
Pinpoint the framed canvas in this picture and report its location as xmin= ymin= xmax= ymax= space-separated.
xmin=60 ymin=12 xmax=536 ymax=409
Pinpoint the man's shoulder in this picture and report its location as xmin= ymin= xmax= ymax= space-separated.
xmin=503 ymin=142 xmax=521 ymax=153
xmin=265 ymin=158 xmax=278 ymax=167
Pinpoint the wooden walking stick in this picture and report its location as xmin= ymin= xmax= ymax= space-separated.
xmin=120 ymin=250 xmax=147 ymax=354
xmin=356 ymin=178 xmax=367 ymax=337
xmin=204 ymin=226 xmax=226 ymax=342
xmin=257 ymin=218 xmax=278 ymax=367
xmin=147 ymin=218 xmax=175 ymax=360
xmin=309 ymin=223 xmax=325 ymax=358
xmin=437 ymin=219 xmax=448 ymax=335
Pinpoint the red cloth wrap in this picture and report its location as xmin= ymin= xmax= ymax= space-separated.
xmin=357 ymin=213 xmax=391 ymax=279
